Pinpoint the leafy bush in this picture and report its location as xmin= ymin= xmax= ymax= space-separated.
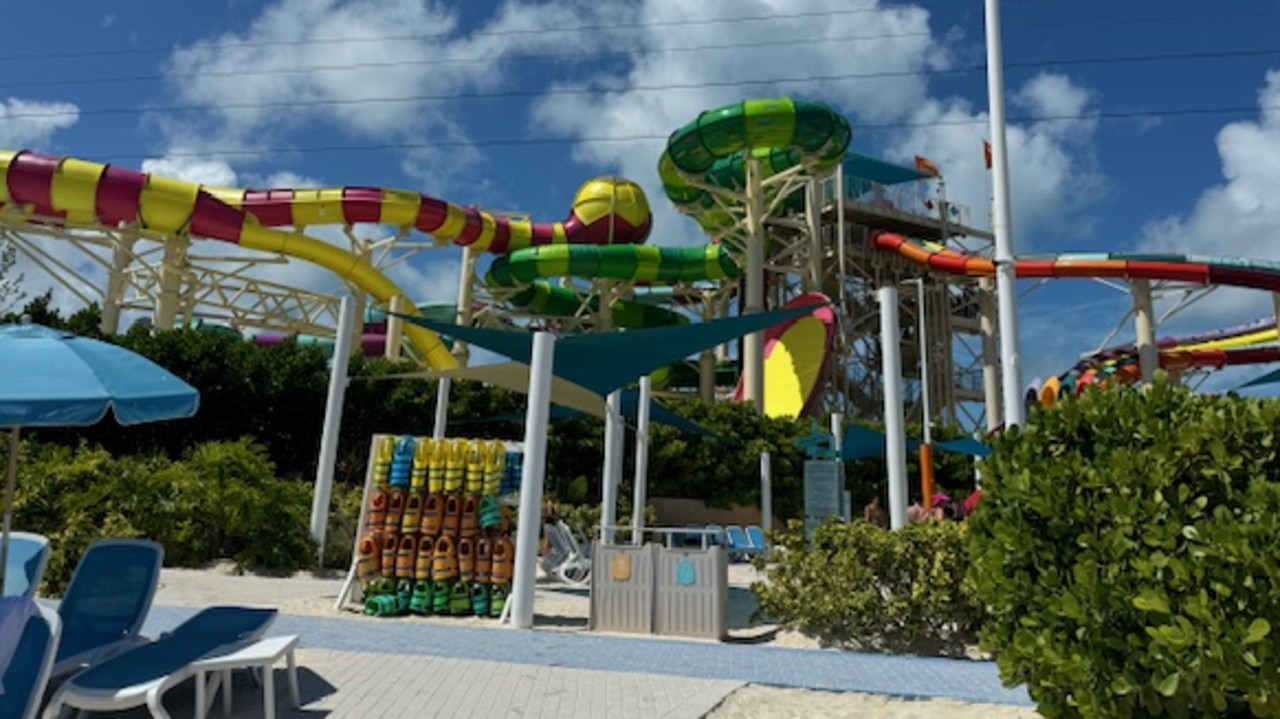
xmin=158 ymin=439 xmax=316 ymax=570
xmin=754 ymin=518 xmax=983 ymax=655
xmin=321 ymin=482 xmax=365 ymax=570
xmin=8 ymin=438 xmax=317 ymax=593
xmin=553 ymin=501 xmax=657 ymax=546
xmin=968 ymin=378 xmax=1280 ymax=718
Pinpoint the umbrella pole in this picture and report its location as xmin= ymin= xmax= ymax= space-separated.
xmin=0 ymin=427 xmax=17 ymax=589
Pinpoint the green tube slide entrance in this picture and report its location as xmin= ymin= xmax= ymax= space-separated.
xmin=658 ymin=98 xmax=852 ymax=235
xmin=485 ymin=244 xmax=742 ymax=328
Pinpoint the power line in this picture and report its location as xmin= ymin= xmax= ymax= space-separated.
xmin=0 ymin=30 xmax=937 ymax=92
xmin=1 ymin=3 xmax=1274 ymax=68
xmin=80 ymin=103 xmax=1276 ymax=163
xmin=6 ymin=46 xmax=1280 ymax=123
xmin=0 ymin=6 xmax=910 ymax=64
xmin=9 ymin=33 xmax=1280 ymax=94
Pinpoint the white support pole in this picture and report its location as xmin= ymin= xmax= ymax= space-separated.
xmin=1132 ymin=278 xmax=1157 ymax=384
xmin=805 ymin=178 xmax=822 ymax=293
xmin=979 ymin=277 xmax=1001 ymax=431
xmin=879 ymin=285 xmax=909 ymax=529
xmin=452 ymin=248 xmax=477 ymax=365
xmin=101 ymin=239 xmax=133 ymax=335
xmin=631 ymin=376 xmax=652 ymax=544
xmin=916 ymin=279 xmax=933 ymax=445
xmin=433 ymin=378 xmax=451 ymax=440
xmin=310 ymin=296 xmax=357 ymax=564
xmin=986 ymin=0 xmax=1024 ymax=428
xmin=154 ymin=237 xmax=186 ymax=330
xmin=759 ymin=451 xmax=773 ymax=533
xmin=829 ymin=412 xmax=846 ymax=521
xmin=836 ymin=164 xmax=848 ymax=311
xmin=384 ymin=295 xmax=405 ymax=361
xmin=743 ymin=156 xmax=766 ymax=413
xmin=600 ymin=390 xmax=623 ymax=544
xmin=509 ymin=332 xmax=556 ymax=630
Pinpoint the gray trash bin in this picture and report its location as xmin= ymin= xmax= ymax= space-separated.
xmin=588 ymin=542 xmax=656 ymax=635
xmin=653 ymin=545 xmax=728 ymax=640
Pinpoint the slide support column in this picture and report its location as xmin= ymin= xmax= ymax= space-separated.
xmin=154 ymin=236 xmax=187 ymax=329
xmin=1132 ymin=278 xmax=1157 ymax=384
xmin=743 ymin=156 xmax=766 ymax=413
xmin=101 ymin=238 xmax=134 ymax=335
xmin=979 ymin=277 xmax=1001 ymax=431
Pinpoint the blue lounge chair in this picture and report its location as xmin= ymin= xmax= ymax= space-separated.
xmin=0 ymin=601 xmax=59 ymax=719
xmin=705 ymin=524 xmax=725 ymax=548
xmin=3 ymin=532 xmax=50 ymax=600
xmin=43 ymin=605 xmax=278 ymax=719
xmin=52 ymin=539 xmax=163 ymax=678
xmin=724 ymin=525 xmax=761 ymax=562
xmin=745 ymin=525 xmax=768 ymax=556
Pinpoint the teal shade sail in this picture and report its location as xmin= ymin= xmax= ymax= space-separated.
xmin=390 ymin=303 xmax=821 ymax=399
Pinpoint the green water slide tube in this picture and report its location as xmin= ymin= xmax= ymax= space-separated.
xmin=485 ymin=244 xmax=742 ymax=328
xmin=658 ymin=98 xmax=852 ymax=235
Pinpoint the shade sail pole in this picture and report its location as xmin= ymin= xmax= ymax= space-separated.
xmin=601 ymin=390 xmax=623 ymax=544
xmin=310 ymin=296 xmax=356 ymax=565
xmin=880 ymin=285 xmax=909 ymax=529
xmin=631 ymin=375 xmax=652 ymax=544
xmin=509 ymin=331 xmax=556 ymax=630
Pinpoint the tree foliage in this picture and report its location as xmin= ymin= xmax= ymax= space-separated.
xmin=0 ymin=241 xmax=24 ymax=315
xmin=7 ymin=297 xmax=981 ymax=524
xmin=755 ymin=518 xmax=983 ymax=655
xmin=968 ymin=377 xmax=1280 ymax=718
xmin=8 ymin=438 xmax=316 ymax=593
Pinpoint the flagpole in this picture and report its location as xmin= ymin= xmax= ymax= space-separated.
xmin=985 ymin=0 xmax=1024 ymax=427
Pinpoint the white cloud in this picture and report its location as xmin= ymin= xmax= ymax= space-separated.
xmin=1139 ymin=69 xmax=1280 ymax=325
xmin=527 ymin=2 xmax=1103 ymax=250
xmin=156 ymin=0 xmax=631 ymax=190
xmin=528 ymin=0 xmax=940 ymax=242
xmin=885 ymin=72 xmax=1104 ymax=249
xmin=140 ymin=154 xmax=239 ymax=187
xmin=0 ymin=98 xmax=80 ymax=149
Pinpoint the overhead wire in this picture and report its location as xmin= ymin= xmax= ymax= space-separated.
xmin=3 ymin=42 xmax=1280 ymax=123
xmin=0 ymin=5 xmax=919 ymax=64
xmin=78 ymin=103 xmax=1278 ymax=163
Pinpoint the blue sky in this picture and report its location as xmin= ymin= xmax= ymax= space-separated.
xmin=5 ymin=0 xmax=1280 ymax=400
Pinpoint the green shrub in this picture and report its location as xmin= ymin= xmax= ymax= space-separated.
xmin=8 ymin=438 xmax=316 ymax=593
xmin=321 ymin=482 xmax=365 ymax=570
xmin=968 ymin=378 xmax=1280 ymax=718
xmin=164 ymin=439 xmax=316 ymax=570
xmin=754 ymin=518 xmax=983 ymax=655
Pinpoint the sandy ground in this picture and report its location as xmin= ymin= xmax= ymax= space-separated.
xmin=153 ymin=563 xmax=1041 ymax=718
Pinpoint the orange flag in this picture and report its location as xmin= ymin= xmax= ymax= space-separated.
xmin=983 ymin=140 xmax=993 ymax=170
xmin=914 ymin=155 xmax=940 ymax=178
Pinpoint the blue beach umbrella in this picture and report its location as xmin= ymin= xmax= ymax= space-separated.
xmin=0 ymin=321 xmax=200 ymax=586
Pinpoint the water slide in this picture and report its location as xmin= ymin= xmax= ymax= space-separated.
xmin=659 ymin=98 xmax=851 ymax=240
xmin=658 ymin=98 xmax=851 ymax=416
xmin=0 ymin=152 xmax=662 ymax=369
xmin=872 ymin=231 xmax=1280 ymax=399
xmin=252 ymin=301 xmax=458 ymax=357
xmin=732 ymin=292 xmax=837 ymax=417
xmin=484 ymin=243 xmax=741 ymax=328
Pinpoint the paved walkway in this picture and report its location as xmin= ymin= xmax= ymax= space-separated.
xmin=133 ymin=604 xmax=1031 ymax=718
